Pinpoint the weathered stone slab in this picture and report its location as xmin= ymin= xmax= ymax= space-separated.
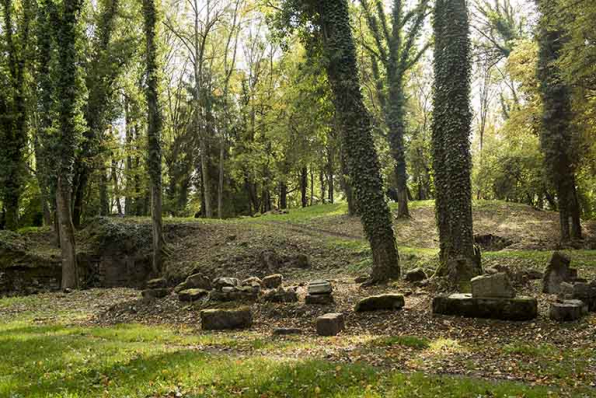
xmin=404 ymin=268 xmax=427 ymax=283
xmin=184 ymin=273 xmax=212 ymax=290
xmin=307 ymin=280 xmax=332 ymax=295
xmin=146 ymin=277 xmax=167 ymax=289
xmin=262 ymin=274 xmax=283 ymax=289
xmin=471 ymin=273 xmax=516 ymax=298
xmin=432 ymin=293 xmax=537 ymax=321
xmin=316 ymin=313 xmax=345 ymax=336
xmin=549 ymin=301 xmax=586 ymax=322
xmin=355 ymin=294 xmax=405 ymax=312
xmin=209 ymin=289 xmax=259 ymax=302
xmin=141 ymin=288 xmax=169 ymax=299
xmin=201 ymin=308 xmax=252 ymax=330
xmin=178 ymin=288 xmax=208 ymax=302
xmin=543 ymin=251 xmax=572 ymax=294
xmin=305 ymin=293 xmax=334 ymax=305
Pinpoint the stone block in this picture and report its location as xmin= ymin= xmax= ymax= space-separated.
xmin=146 ymin=277 xmax=167 ymax=289
xmin=432 ymin=293 xmax=537 ymax=321
xmin=262 ymin=287 xmax=298 ymax=303
xmin=307 ymin=280 xmax=332 ymax=295
xmin=549 ymin=301 xmax=586 ymax=322
xmin=201 ymin=308 xmax=252 ymax=330
xmin=184 ymin=273 xmax=212 ymax=290
xmin=316 ymin=313 xmax=345 ymax=336
xmin=213 ymin=277 xmax=239 ymax=291
xmin=471 ymin=273 xmax=516 ymax=298
xmin=355 ymin=294 xmax=405 ymax=312
xmin=263 ymin=274 xmax=283 ymax=289
xmin=542 ymin=251 xmax=572 ymax=294
xmin=305 ymin=293 xmax=334 ymax=305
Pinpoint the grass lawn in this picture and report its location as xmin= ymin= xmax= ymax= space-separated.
xmin=0 ymin=319 xmax=569 ymax=398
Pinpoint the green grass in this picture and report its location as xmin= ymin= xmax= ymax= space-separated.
xmin=0 ymin=320 xmax=573 ymax=397
xmin=370 ymin=335 xmax=430 ymax=349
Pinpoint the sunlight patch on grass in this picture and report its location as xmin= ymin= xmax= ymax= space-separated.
xmin=428 ymin=338 xmax=463 ymax=355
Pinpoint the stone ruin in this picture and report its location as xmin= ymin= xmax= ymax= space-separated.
xmin=432 ymin=272 xmax=538 ymax=321
xmin=542 ymin=251 xmax=596 ymax=322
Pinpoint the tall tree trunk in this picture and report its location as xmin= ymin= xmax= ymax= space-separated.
xmin=315 ymin=0 xmax=400 ymax=282
xmin=536 ymin=0 xmax=581 ymax=242
xmin=57 ymin=177 xmax=78 ymax=289
xmin=300 ymin=166 xmax=308 ymax=208
xmin=320 ymin=170 xmax=326 ymax=204
xmin=111 ymin=158 xmax=122 ymax=214
xmin=99 ymin=165 xmax=109 ymax=216
xmin=310 ymin=169 xmax=314 ymax=205
xmin=124 ymin=101 xmax=134 ymax=215
xmin=143 ymin=0 xmax=164 ymax=275
xmin=280 ymin=182 xmax=287 ymax=209
xmin=431 ymin=0 xmax=480 ymax=285
xmin=339 ymin=149 xmax=356 ymax=216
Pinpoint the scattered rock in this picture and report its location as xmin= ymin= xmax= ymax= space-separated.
xmin=146 ymin=277 xmax=167 ymax=289
xmin=262 ymin=287 xmax=298 ymax=303
xmin=184 ymin=274 xmax=212 ymax=290
xmin=200 ymin=308 xmax=252 ymax=330
xmin=558 ymin=281 xmax=596 ymax=311
xmin=241 ymin=277 xmax=263 ymax=287
xmin=316 ymin=313 xmax=345 ymax=336
xmin=471 ymin=273 xmax=516 ymax=298
xmin=209 ymin=289 xmax=259 ymax=302
xmin=213 ymin=277 xmax=239 ymax=291
xmin=404 ymin=268 xmax=427 ymax=283
xmin=260 ymin=250 xmax=281 ymax=273
xmin=542 ymin=251 xmax=573 ymax=294
xmin=432 ymin=293 xmax=538 ymax=321
xmin=141 ymin=288 xmax=169 ymax=299
xmin=355 ymin=294 xmax=405 ymax=312
xmin=178 ymin=288 xmax=208 ymax=302
xmin=549 ymin=300 xmax=587 ymax=322
xmin=305 ymin=294 xmax=334 ymax=305
xmin=262 ymin=274 xmax=283 ymax=289
xmin=307 ymin=280 xmax=332 ymax=295
xmin=272 ymin=327 xmax=302 ymax=336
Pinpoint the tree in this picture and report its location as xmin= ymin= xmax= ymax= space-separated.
xmin=50 ymin=0 xmax=87 ymax=289
xmin=535 ymin=0 xmax=581 ymax=241
xmin=307 ymin=0 xmax=400 ymax=282
xmin=0 ymin=0 xmax=32 ymax=231
xmin=431 ymin=0 xmax=481 ymax=284
xmin=359 ymin=0 xmax=430 ymax=219
xmin=143 ymin=0 xmax=164 ymax=274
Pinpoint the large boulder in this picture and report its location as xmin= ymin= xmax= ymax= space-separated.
xmin=542 ymin=252 xmax=573 ymax=294
xmin=200 ymin=308 xmax=252 ymax=330
xmin=184 ymin=274 xmax=212 ymax=290
xmin=355 ymin=294 xmax=405 ymax=312
xmin=316 ymin=313 xmax=345 ymax=336
xmin=178 ymin=288 xmax=208 ymax=302
xmin=262 ymin=274 xmax=283 ymax=289
xmin=432 ymin=293 xmax=537 ymax=321
xmin=471 ymin=273 xmax=516 ymax=298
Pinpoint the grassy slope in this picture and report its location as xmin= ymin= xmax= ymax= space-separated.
xmin=2 ymin=200 xmax=596 ymax=397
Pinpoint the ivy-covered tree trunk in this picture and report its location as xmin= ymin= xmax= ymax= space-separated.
xmin=143 ymin=0 xmax=164 ymax=275
xmin=53 ymin=0 xmax=86 ymax=289
xmin=431 ymin=0 xmax=480 ymax=285
xmin=0 ymin=0 xmax=31 ymax=231
xmin=535 ymin=0 xmax=581 ymax=242
xmin=315 ymin=0 xmax=400 ymax=282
